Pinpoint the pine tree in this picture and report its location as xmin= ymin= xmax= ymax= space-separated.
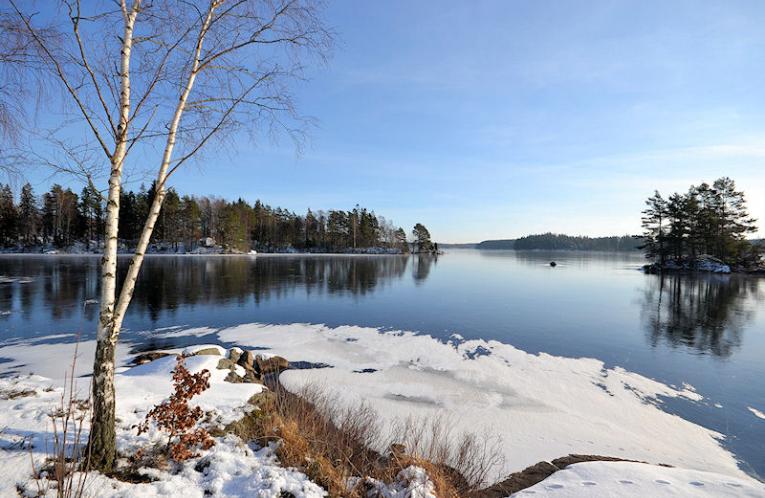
xmin=304 ymin=209 xmax=318 ymax=249
xmin=712 ymin=177 xmax=757 ymax=262
xmin=327 ymin=210 xmax=348 ymax=250
xmin=180 ymin=196 xmax=202 ymax=250
xmin=157 ymin=188 xmax=182 ymax=249
xmin=120 ymin=190 xmax=140 ymax=243
xmin=412 ymin=223 xmax=432 ymax=253
xmin=395 ymin=227 xmax=409 ymax=253
xmin=640 ymin=191 xmax=668 ymax=264
xmin=18 ymin=183 xmax=38 ymax=245
xmin=0 ymin=184 xmax=18 ymax=246
xmin=665 ymin=193 xmax=689 ymax=259
xmin=692 ymin=183 xmax=718 ymax=256
xmin=79 ymin=185 xmax=103 ymax=248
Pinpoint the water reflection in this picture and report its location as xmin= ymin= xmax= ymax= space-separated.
xmin=0 ymin=255 xmax=425 ymax=325
xmin=481 ymin=249 xmax=641 ymax=268
xmin=412 ymin=254 xmax=436 ymax=283
xmin=640 ymin=274 xmax=761 ymax=357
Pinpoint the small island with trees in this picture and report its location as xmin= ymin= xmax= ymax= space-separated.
xmin=639 ymin=177 xmax=763 ymax=274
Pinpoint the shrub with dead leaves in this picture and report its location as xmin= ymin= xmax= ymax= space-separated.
xmin=137 ymin=357 xmax=214 ymax=461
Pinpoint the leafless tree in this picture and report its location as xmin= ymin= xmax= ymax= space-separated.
xmin=5 ymin=0 xmax=331 ymax=471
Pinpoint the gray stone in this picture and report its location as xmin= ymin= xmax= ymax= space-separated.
xmin=237 ymin=350 xmax=255 ymax=370
xmin=216 ymin=358 xmax=237 ymax=371
xmin=191 ymin=347 xmax=222 ymax=356
xmin=229 ymin=348 xmax=242 ymax=364
xmin=256 ymin=355 xmax=289 ymax=374
xmin=224 ymin=371 xmax=244 ymax=384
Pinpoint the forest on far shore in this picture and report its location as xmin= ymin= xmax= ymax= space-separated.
xmin=477 ymin=234 xmax=640 ymax=251
xmin=0 ymin=181 xmax=435 ymax=254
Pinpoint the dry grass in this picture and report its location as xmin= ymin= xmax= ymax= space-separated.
xmin=226 ymin=383 xmax=503 ymax=498
xmin=0 ymin=387 xmax=38 ymax=400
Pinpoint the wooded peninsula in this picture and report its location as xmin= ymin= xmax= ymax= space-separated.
xmin=0 ymin=181 xmax=435 ymax=254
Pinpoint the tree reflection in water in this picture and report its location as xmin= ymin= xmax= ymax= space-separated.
xmin=0 ymin=256 xmax=427 ymax=324
xmin=640 ymin=273 xmax=762 ymax=357
xmin=412 ymin=254 xmax=437 ymax=284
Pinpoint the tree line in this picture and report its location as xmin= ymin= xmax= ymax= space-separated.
xmin=640 ymin=177 xmax=760 ymax=267
xmin=477 ymin=234 xmax=640 ymax=251
xmin=0 ymin=181 xmax=433 ymax=254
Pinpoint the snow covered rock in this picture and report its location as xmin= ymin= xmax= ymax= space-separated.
xmin=352 ymin=466 xmax=438 ymax=498
xmin=183 ymin=344 xmax=226 ymax=356
xmin=644 ymin=255 xmax=732 ymax=274
xmin=696 ymin=255 xmax=731 ymax=273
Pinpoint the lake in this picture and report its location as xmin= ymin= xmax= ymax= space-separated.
xmin=0 ymin=250 xmax=763 ymax=479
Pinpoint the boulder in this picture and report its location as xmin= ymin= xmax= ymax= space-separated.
xmin=183 ymin=345 xmax=224 ymax=356
xmin=237 ymin=350 xmax=255 ymax=370
xmin=224 ymin=371 xmax=244 ymax=384
xmin=216 ymin=358 xmax=237 ymax=371
xmin=256 ymin=355 xmax=289 ymax=374
xmin=228 ymin=347 xmax=243 ymax=364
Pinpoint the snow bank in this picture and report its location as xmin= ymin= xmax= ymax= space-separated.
xmin=511 ymin=461 xmax=765 ymax=497
xmin=115 ymin=354 xmax=264 ymax=453
xmin=0 ymin=352 xmax=323 ymax=497
xmin=209 ymin=323 xmax=750 ymax=482
xmin=78 ymin=435 xmax=327 ymax=498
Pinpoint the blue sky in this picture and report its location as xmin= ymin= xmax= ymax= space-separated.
xmin=21 ymin=1 xmax=765 ymax=242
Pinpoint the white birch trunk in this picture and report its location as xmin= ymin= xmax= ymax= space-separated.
xmin=89 ymin=0 xmax=139 ymax=470
xmin=111 ymin=4 xmax=216 ymax=334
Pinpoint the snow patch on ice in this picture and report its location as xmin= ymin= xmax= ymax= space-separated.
xmin=150 ymin=326 xmax=219 ymax=339
xmin=511 ymin=461 xmax=765 ymax=497
xmin=748 ymin=406 xmax=765 ymax=420
xmin=210 ymin=322 xmax=746 ymax=481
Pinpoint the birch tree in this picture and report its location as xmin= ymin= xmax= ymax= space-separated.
xmin=5 ymin=0 xmax=330 ymax=471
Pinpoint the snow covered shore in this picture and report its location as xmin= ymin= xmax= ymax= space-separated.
xmin=0 ymin=353 xmax=327 ymax=497
xmin=1 ymin=323 xmax=764 ymax=496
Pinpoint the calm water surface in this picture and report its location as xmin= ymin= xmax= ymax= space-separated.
xmin=0 ymin=250 xmax=763 ymax=478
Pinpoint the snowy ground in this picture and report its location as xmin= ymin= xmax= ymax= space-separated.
xmin=0 ymin=352 xmax=328 ymax=497
xmin=1 ymin=322 xmax=764 ymax=497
